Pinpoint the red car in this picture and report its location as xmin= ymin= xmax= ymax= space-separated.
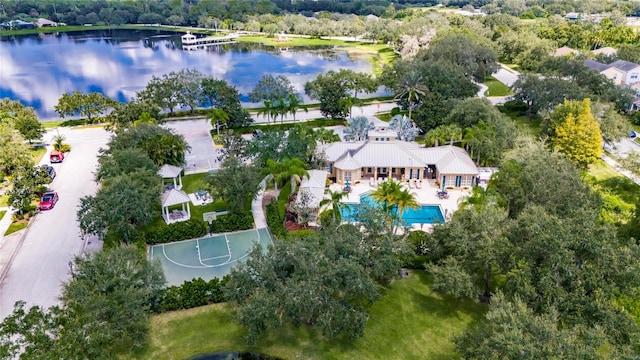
xmin=38 ymin=191 xmax=59 ymax=210
xmin=50 ymin=150 xmax=64 ymax=163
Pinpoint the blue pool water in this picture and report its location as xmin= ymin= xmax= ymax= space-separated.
xmin=340 ymin=194 xmax=445 ymax=225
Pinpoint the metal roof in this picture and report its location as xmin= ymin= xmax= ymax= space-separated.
xmin=297 ymin=170 xmax=328 ymax=208
xmin=158 ymin=164 xmax=183 ymax=178
xmin=334 ymin=152 xmax=362 ymax=170
xmin=161 ymin=189 xmax=190 ymax=207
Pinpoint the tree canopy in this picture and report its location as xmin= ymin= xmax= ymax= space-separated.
xmin=551 ymin=99 xmax=602 ymax=168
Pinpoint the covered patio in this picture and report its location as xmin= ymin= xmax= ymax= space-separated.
xmin=161 ymin=188 xmax=191 ymax=224
xmin=159 ymin=164 xmax=183 ymax=190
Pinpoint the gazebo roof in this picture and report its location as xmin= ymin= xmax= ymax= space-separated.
xmin=158 ymin=164 xmax=183 ymax=179
xmin=161 ymin=189 xmax=190 ymax=207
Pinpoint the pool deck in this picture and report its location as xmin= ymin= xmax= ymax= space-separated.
xmin=330 ymin=179 xmax=471 ymax=231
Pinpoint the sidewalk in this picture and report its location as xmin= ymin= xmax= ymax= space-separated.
xmin=251 ymin=178 xmax=268 ymax=229
xmin=601 ymin=154 xmax=640 ymax=186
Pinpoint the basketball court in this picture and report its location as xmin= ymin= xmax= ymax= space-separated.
xmin=149 ymin=228 xmax=273 ymax=286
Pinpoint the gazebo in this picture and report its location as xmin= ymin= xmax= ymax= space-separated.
xmin=161 ymin=188 xmax=191 ymax=224
xmin=159 ymin=164 xmax=183 ymax=190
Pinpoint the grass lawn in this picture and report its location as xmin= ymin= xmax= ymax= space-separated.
xmin=5 ymin=220 xmax=27 ymax=236
xmin=0 ymin=210 xmax=5 ymax=219
xmin=237 ymin=36 xmax=396 ymax=74
xmin=126 ymin=270 xmax=485 ymax=360
xmin=483 ymin=76 xmax=512 ymax=97
xmin=151 ymin=173 xmax=228 ymax=228
xmin=0 ymin=194 xmax=8 ymax=207
xmin=29 ymin=146 xmax=47 ymax=165
xmin=42 ymin=121 xmax=63 ymax=129
xmin=586 ymin=160 xmax=640 ymax=206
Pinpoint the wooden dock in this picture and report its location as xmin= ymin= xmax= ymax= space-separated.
xmin=181 ymin=32 xmax=238 ymax=50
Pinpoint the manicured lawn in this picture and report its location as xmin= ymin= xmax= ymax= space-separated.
xmin=152 ymin=173 xmax=228 ymax=228
xmin=238 ymin=35 xmax=371 ymax=47
xmin=483 ymin=76 xmax=512 ymax=97
xmin=5 ymin=220 xmax=27 ymax=236
xmin=587 ymin=160 xmax=640 ymax=206
xmin=126 ymin=270 xmax=485 ymax=359
xmin=42 ymin=121 xmax=63 ymax=129
xmin=0 ymin=194 xmax=8 ymax=207
xmin=29 ymin=146 xmax=47 ymax=165
xmin=0 ymin=210 xmax=6 ymax=219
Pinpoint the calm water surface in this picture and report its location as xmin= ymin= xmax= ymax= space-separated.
xmin=0 ymin=29 xmax=373 ymax=120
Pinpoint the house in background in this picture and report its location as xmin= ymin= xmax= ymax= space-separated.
xmin=591 ymin=47 xmax=617 ymax=57
xmin=584 ymin=59 xmax=640 ymax=85
xmin=8 ymin=20 xmax=35 ymax=30
xmin=552 ymin=46 xmax=580 ymax=57
xmin=36 ymin=18 xmax=58 ymax=27
xmin=321 ymin=126 xmax=478 ymax=189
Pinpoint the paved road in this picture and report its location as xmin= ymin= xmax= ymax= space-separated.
xmin=492 ymin=64 xmax=520 ymax=87
xmin=0 ymin=127 xmax=109 ymax=319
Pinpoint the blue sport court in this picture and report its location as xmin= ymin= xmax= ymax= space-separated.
xmin=149 ymin=228 xmax=273 ymax=286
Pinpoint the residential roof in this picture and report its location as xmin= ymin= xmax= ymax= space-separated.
xmin=321 ymin=142 xmax=363 ymax=162
xmin=297 ymin=170 xmax=328 ymax=208
xmin=591 ymin=47 xmax=617 ymax=56
xmin=583 ymin=59 xmax=610 ymax=72
xmin=368 ymin=127 xmax=396 ymax=139
xmin=36 ymin=18 xmax=56 ymax=26
xmin=435 ymin=146 xmax=479 ymax=175
xmin=158 ymin=164 xmax=183 ymax=178
xmin=161 ymin=189 xmax=190 ymax=207
xmin=609 ymin=60 xmax=640 ymax=72
xmin=552 ymin=46 xmax=579 ymax=57
xmin=334 ymin=152 xmax=362 ymax=170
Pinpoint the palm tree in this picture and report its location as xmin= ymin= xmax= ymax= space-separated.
xmin=257 ymin=100 xmax=277 ymax=124
xmin=319 ymin=189 xmax=347 ymax=222
xmin=265 ymin=159 xmax=287 ymax=194
xmin=275 ymin=97 xmax=288 ymax=124
xmin=371 ymin=179 xmax=403 ymax=213
xmin=313 ymin=127 xmax=341 ymax=144
xmin=281 ymin=158 xmax=309 ymax=194
xmin=287 ymin=94 xmax=308 ymax=122
xmin=394 ymin=188 xmax=419 ymax=233
xmin=394 ymin=70 xmax=427 ymax=121
xmin=208 ymin=108 xmax=229 ymax=136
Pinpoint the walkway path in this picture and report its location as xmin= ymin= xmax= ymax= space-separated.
xmin=252 ymin=178 xmax=268 ymax=229
xmin=602 ymin=154 xmax=640 ymax=186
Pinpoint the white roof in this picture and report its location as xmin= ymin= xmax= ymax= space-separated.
xmin=37 ymin=18 xmax=56 ymax=26
xmin=591 ymin=47 xmax=617 ymax=56
xmin=334 ymin=152 xmax=362 ymax=170
xmin=368 ymin=127 xmax=396 ymax=138
xmin=435 ymin=146 xmax=479 ymax=175
xmin=351 ymin=141 xmax=425 ymax=168
xmin=297 ymin=170 xmax=328 ymax=208
xmin=161 ymin=189 xmax=190 ymax=207
xmin=321 ymin=142 xmax=363 ymax=162
xmin=158 ymin=164 xmax=182 ymax=178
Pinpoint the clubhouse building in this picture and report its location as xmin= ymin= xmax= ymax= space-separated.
xmin=321 ymin=126 xmax=479 ymax=189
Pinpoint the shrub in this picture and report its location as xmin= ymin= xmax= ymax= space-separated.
xmin=60 ymin=119 xmax=88 ymax=127
xmin=143 ymin=218 xmax=207 ymax=244
xmin=266 ymin=201 xmax=286 ymax=238
xmin=58 ymin=143 xmax=71 ymax=153
xmin=287 ymin=229 xmax=316 ymax=238
xmin=153 ymin=276 xmax=228 ymax=313
xmin=215 ymin=118 xmax=346 ymax=136
xmin=211 ymin=210 xmax=253 ymax=233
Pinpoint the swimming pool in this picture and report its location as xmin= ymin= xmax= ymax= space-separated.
xmin=340 ymin=193 xmax=445 ymax=225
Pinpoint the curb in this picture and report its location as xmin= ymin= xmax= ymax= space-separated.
xmin=0 ymin=216 xmax=35 ymax=286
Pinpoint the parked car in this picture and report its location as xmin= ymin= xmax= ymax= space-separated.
xmin=50 ymin=150 xmax=64 ymax=163
xmin=630 ymin=130 xmax=638 ymax=138
xmin=40 ymin=164 xmax=56 ymax=181
xmin=38 ymin=191 xmax=59 ymax=210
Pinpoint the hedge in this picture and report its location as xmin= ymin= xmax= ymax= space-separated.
xmin=211 ymin=210 xmax=254 ymax=233
xmin=266 ymin=201 xmax=286 ymax=239
xmin=143 ymin=218 xmax=207 ymax=245
xmin=213 ymin=118 xmax=347 ymax=136
xmin=152 ymin=276 xmax=228 ymax=313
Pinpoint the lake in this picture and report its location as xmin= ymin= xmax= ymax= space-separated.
xmin=0 ymin=29 xmax=374 ymax=120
